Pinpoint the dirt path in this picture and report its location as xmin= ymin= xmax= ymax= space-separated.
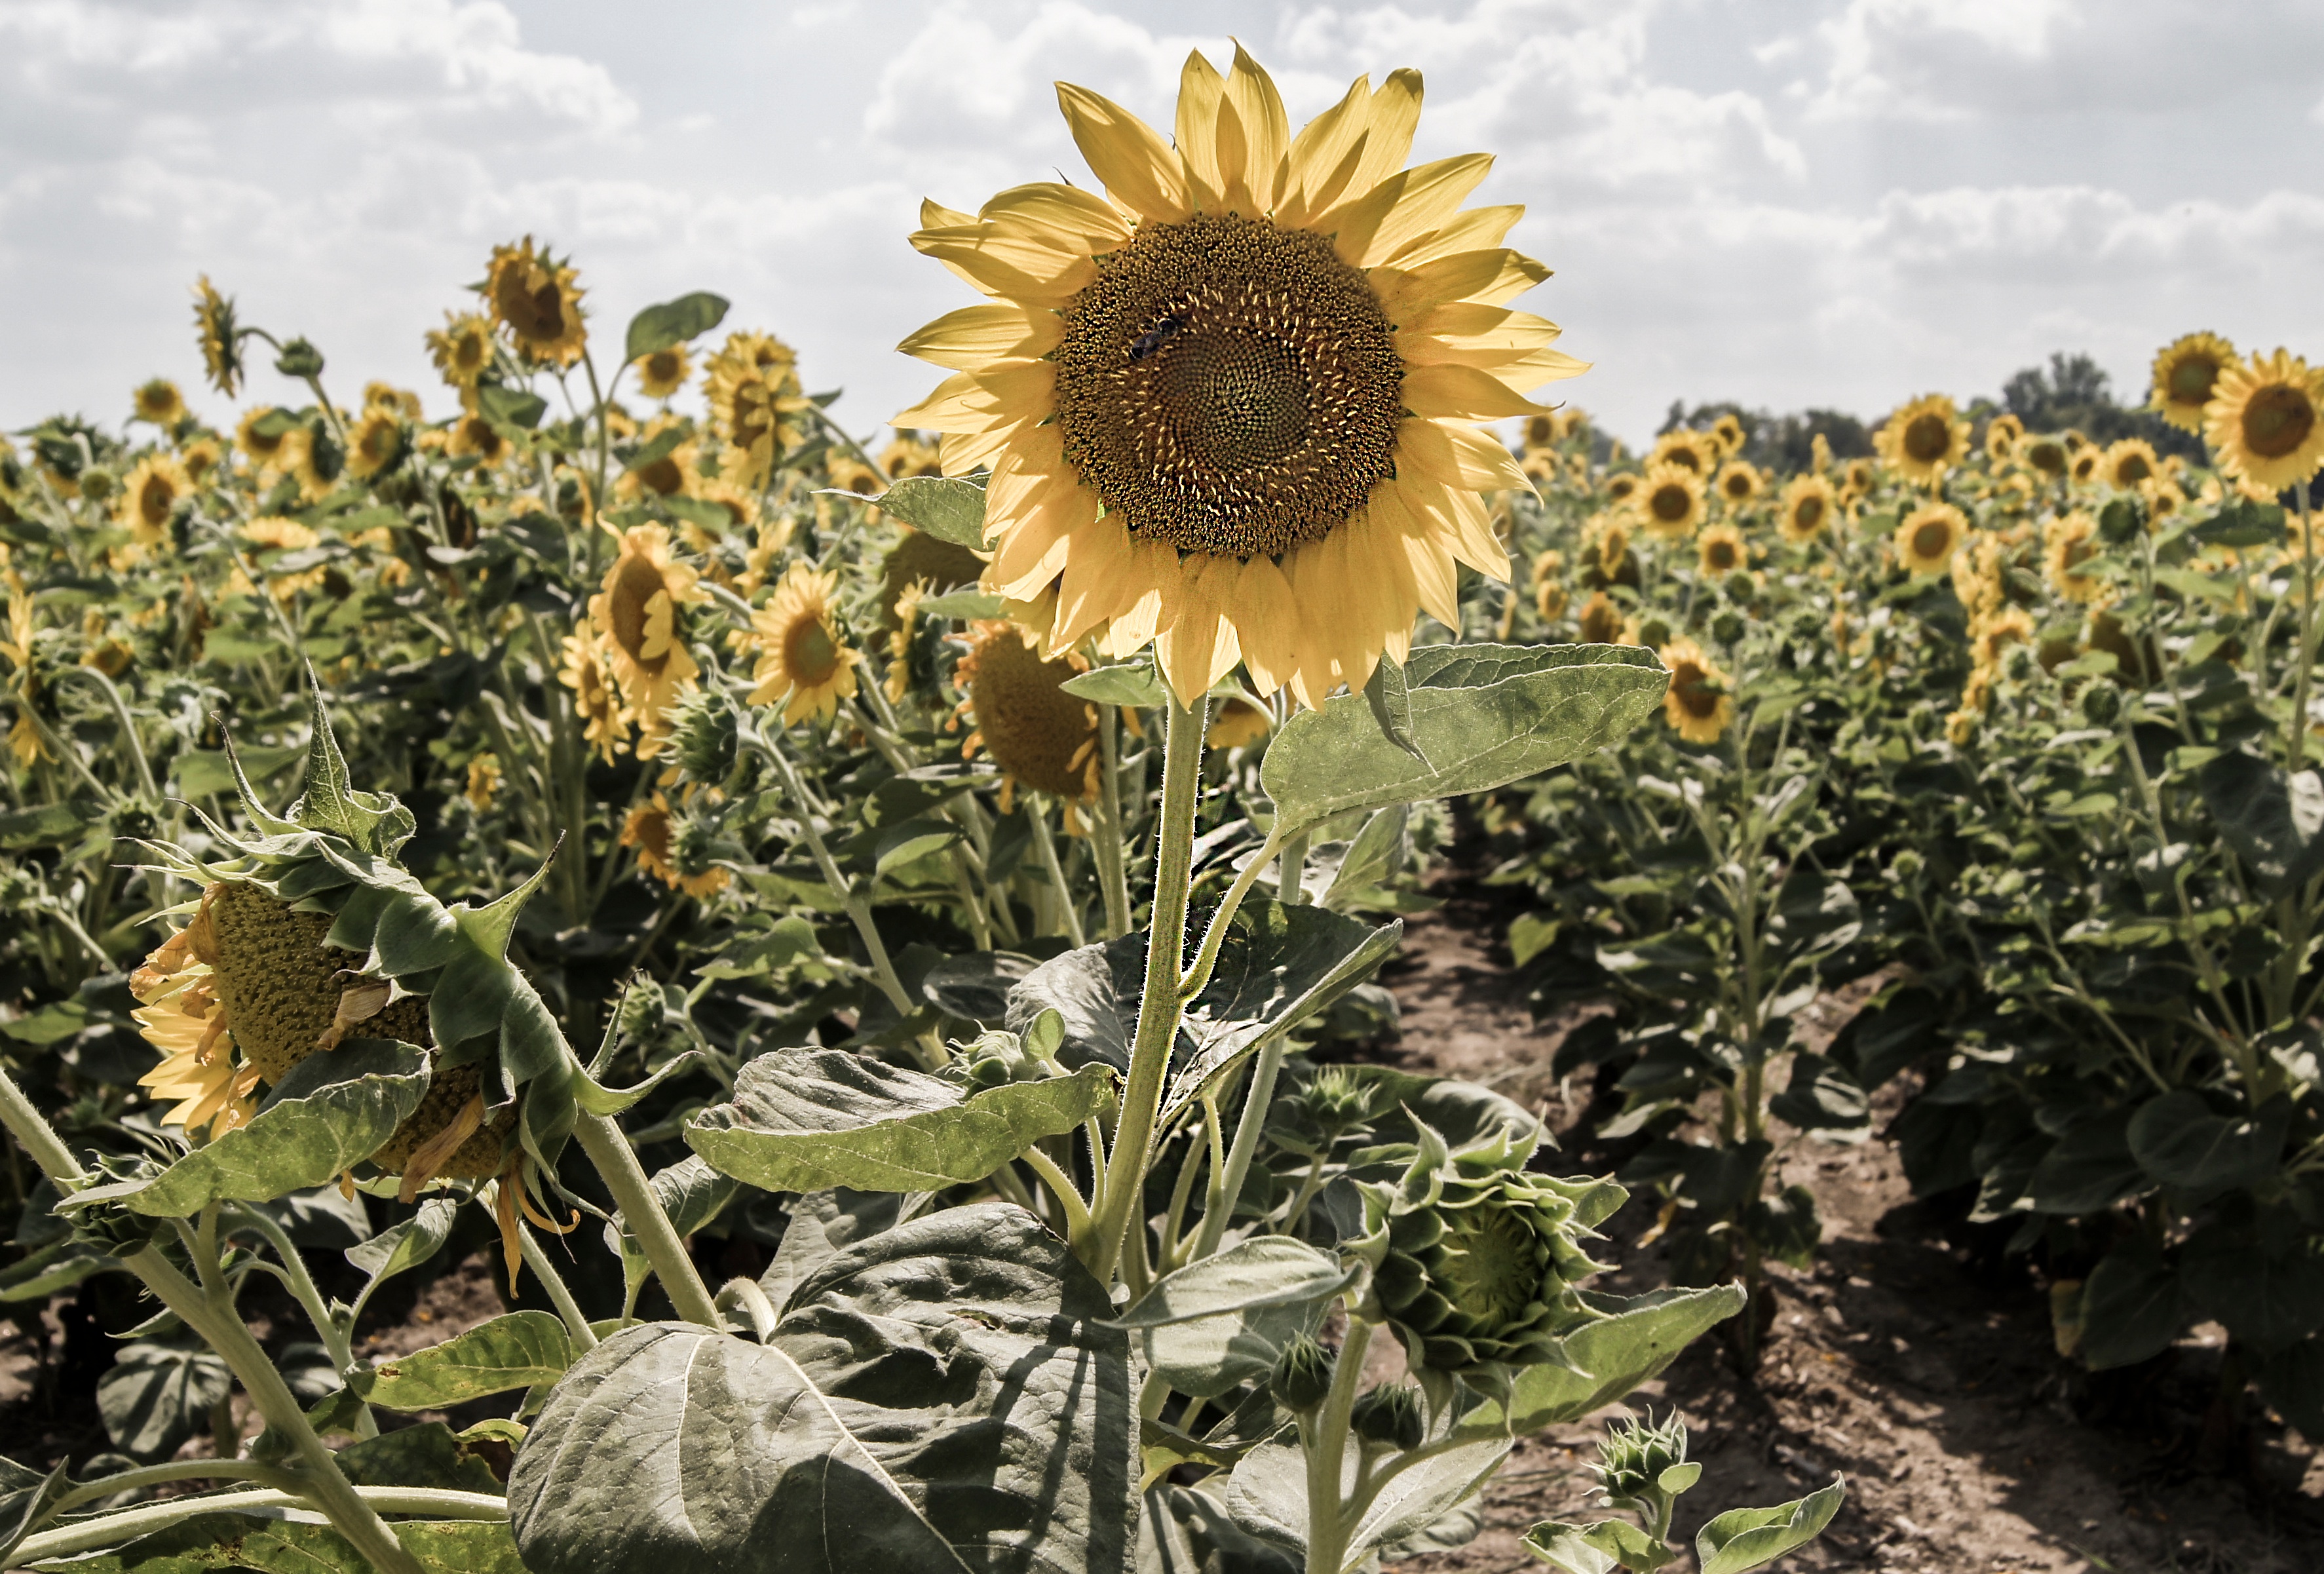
xmin=1373 ymin=893 xmax=2324 ymax=1574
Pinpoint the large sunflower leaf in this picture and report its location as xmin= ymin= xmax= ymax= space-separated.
xmin=509 ymin=1203 xmax=1135 ymax=1574
xmin=56 ymin=1041 xmax=428 ymax=1219
xmin=1261 ymin=644 xmax=1667 ymax=832
xmin=351 ymin=1312 xmax=575 ymax=1411
xmin=841 ymin=474 xmax=989 ymax=547
xmin=1461 ymin=1284 xmax=1744 ymax=1436
xmin=684 ymin=1046 xmax=1115 ymax=1193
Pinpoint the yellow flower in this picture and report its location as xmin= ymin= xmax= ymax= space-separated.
xmin=2046 ymin=512 xmax=2107 ymax=604
xmin=1603 ymin=472 xmax=1641 ymax=509
xmin=706 ymin=331 xmax=812 ymax=490
xmin=1838 ymin=457 xmax=1876 ymax=501
xmin=1985 ymin=412 xmax=2024 ymax=462
xmin=236 ymin=407 xmax=300 ymax=476
xmin=2023 ymin=433 xmax=2068 ymax=478
xmin=1710 ymin=413 xmax=1745 ymax=455
xmin=130 ymin=921 xmax=257 ymax=1140
xmin=1583 ymin=512 xmax=1631 ymax=585
xmin=828 ymin=450 xmax=884 ymax=499
xmin=1578 ymin=590 xmax=1624 ymax=645
xmin=364 ymin=382 xmax=422 ymax=418
xmin=1875 ymin=394 xmax=1966 ymax=484
xmin=744 ymin=562 xmax=860 ymax=726
xmin=1698 ymin=525 xmax=1747 ymax=577
xmin=894 ymin=47 xmax=1582 ymax=707
xmin=1810 ymin=432 xmax=1833 ymax=474
xmin=1894 ymin=501 xmax=1967 ymax=574
xmin=1634 ymin=462 xmax=1705 ymax=539
xmin=242 ymin=517 xmax=320 ymax=552
xmin=881 ymin=434 xmax=944 ymax=479
xmin=2150 ymin=331 xmax=2237 ymax=434
xmin=118 ymin=454 xmax=193 ymax=546
xmin=133 ymin=378 xmax=186 ymax=427
xmin=2068 ymin=446 xmax=2101 ymax=487
xmin=179 ymin=436 xmax=222 ymax=482
xmin=592 ymin=524 xmax=704 ymax=750
xmin=1778 ymin=474 xmax=1838 ymax=543
xmin=955 ymin=619 xmax=1098 ymax=809
xmin=690 ymin=477 xmax=760 ymax=535
xmin=191 ymin=275 xmax=242 ymax=397
xmin=427 ymin=313 xmax=496 ymax=402
xmin=559 ymin=624 xmax=632 ymax=763
xmin=2205 ymin=349 xmax=2324 ymax=494
xmin=2100 ymin=438 xmax=2158 ymax=490
xmin=615 ymin=416 xmax=700 ymax=503
xmin=736 ymin=516 xmax=797 ymax=598
xmin=1951 ymin=531 xmax=2006 ymax=618
xmin=634 ymin=343 xmax=692 ymax=400
xmin=345 ymin=406 xmax=406 ymax=481
xmin=622 ymin=792 xmax=729 ymax=898
xmin=447 ymin=412 xmax=514 ymax=469
xmin=2143 ymin=476 xmax=2188 ymax=523
xmin=483 ymin=236 xmax=587 ymax=368
xmin=1658 ymin=637 xmax=1732 ymax=744
xmin=465 ymin=753 xmax=501 ymax=811
xmin=1207 ymin=693 xmax=1274 ymax=750
xmin=1650 ymin=429 xmax=1715 ymax=475
xmin=1969 ymin=605 xmax=2032 ymax=670
xmin=1713 ymin=460 xmax=1761 ymax=508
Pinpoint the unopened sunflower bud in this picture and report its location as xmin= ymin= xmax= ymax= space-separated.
xmin=668 ymin=685 xmax=741 ymax=784
xmin=274 ymin=337 xmax=326 ymax=379
xmin=1268 ymin=1335 xmax=1335 ymax=1412
xmin=1724 ymin=569 xmax=1756 ymax=602
xmin=1709 ymin=609 xmax=1746 ymax=645
xmin=1350 ymin=1383 xmax=1424 ymax=1451
xmin=2080 ymin=680 xmax=2122 ymax=727
xmin=78 ymin=467 xmax=117 ymax=503
xmin=1596 ymin=1411 xmax=1691 ymax=1502
xmin=1891 ymin=848 xmax=1924 ymax=881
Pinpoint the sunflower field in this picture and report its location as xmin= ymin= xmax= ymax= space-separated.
xmin=0 ymin=41 xmax=2320 ymax=1574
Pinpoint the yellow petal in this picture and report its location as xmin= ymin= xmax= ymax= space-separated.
xmin=978 ymin=182 xmax=1133 ymax=248
xmin=966 ymin=358 xmax=1056 ymax=419
xmin=892 ymin=370 xmax=1008 ymax=433
xmin=990 ymin=479 xmax=1088 ymax=596
xmin=921 ymin=198 xmax=975 ymax=228
xmin=1224 ymin=43 xmax=1291 ymax=207
xmin=1057 ymin=83 xmax=1192 ymax=223
xmin=1279 ymin=74 xmax=1371 ymax=227
xmin=986 ymin=421 xmax=1067 ymax=520
xmin=896 ymin=305 xmax=1061 ymax=370
xmin=1394 ymin=473 xmax=1501 ymax=598
xmin=1175 ymin=51 xmax=1227 ymax=212
xmin=1095 ymin=540 xmax=1179 ymax=657
xmin=1232 ymin=554 xmax=1299 ymax=695
xmin=1052 ymin=514 xmax=1137 ymax=646
xmin=1401 ymin=361 xmax=1554 ymax=419
xmin=940 ymin=423 xmax=1019 ymax=476
xmin=911 ymin=226 xmax=1094 ymax=304
xmin=1384 ymin=203 xmax=1523 ymax=267
xmin=1153 ymin=552 xmax=1242 ymax=704
xmin=1338 ymin=153 xmax=1495 ymax=269
xmin=1352 ymin=69 xmax=1425 ymax=195
xmin=1373 ymin=248 xmax=1551 ymax=318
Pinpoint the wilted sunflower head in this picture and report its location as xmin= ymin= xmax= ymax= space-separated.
xmin=1778 ymin=474 xmax=1837 ymax=544
xmin=1895 ymin=501 xmax=1967 ymax=574
xmin=1578 ymin=590 xmax=1624 ymax=646
xmin=895 ymin=46 xmax=1583 ymax=708
xmin=634 ymin=343 xmax=693 ymax=400
xmin=1696 ymin=524 xmax=1746 ymax=577
xmin=427 ymin=312 xmax=496 ymax=398
xmin=345 ymin=406 xmax=406 ymax=481
xmin=133 ymin=378 xmax=186 ymax=428
xmin=117 ymin=454 xmax=192 ymax=547
xmin=593 ymin=523 xmax=704 ymax=744
xmin=1633 ymin=462 xmax=1705 ymax=540
xmin=1876 ymin=393 xmax=1965 ymax=483
xmin=957 ymin=619 xmax=1099 ymax=807
xmin=191 ymin=275 xmax=243 ymax=396
xmin=2206 ymin=349 xmax=2324 ymax=494
xmin=1715 ymin=459 xmax=1761 ymax=506
xmin=707 ymin=330 xmax=810 ymax=489
xmin=1659 ymin=636 xmax=1731 ymax=744
xmin=482 ymin=236 xmax=587 ymax=368
xmin=2102 ymin=438 xmax=2158 ymax=490
xmin=2150 ymin=331 xmax=2238 ymax=434
xmin=744 ymin=562 xmax=860 ymax=727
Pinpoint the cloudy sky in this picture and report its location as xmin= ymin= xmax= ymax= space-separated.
xmin=3 ymin=0 xmax=2319 ymax=450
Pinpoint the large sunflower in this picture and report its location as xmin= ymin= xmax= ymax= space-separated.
xmin=591 ymin=524 xmax=704 ymax=750
xmin=1778 ymin=474 xmax=1838 ymax=543
xmin=2205 ymin=349 xmax=2324 ymax=494
xmin=744 ymin=562 xmax=862 ymax=726
xmin=1875 ymin=394 xmax=1966 ymax=484
xmin=2150 ymin=331 xmax=2237 ymax=434
xmin=893 ymin=47 xmax=1581 ymax=706
xmin=483 ymin=237 xmax=587 ymax=368
xmin=1895 ymin=501 xmax=1967 ymax=574
xmin=1633 ymin=461 xmax=1705 ymax=540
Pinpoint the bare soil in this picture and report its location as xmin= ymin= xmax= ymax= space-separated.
xmin=1371 ymin=887 xmax=2324 ymax=1574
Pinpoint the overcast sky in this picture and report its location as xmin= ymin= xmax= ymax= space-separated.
xmin=3 ymin=0 xmax=2320 ymax=451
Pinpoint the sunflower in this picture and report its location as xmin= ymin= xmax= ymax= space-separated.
xmin=894 ymin=47 xmax=1582 ymax=707
xmin=956 ymin=619 xmax=1099 ymax=811
xmin=615 ymin=417 xmax=700 ymax=503
xmin=828 ymin=450 xmax=885 ymax=499
xmin=483 ymin=237 xmax=587 ymax=368
xmin=1838 ymin=457 xmax=1876 ymax=501
xmin=1603 ymin=472 xmax=1641 ymax=509
xmin=1895 ymin=501 xmax=1967 ymax=574
xmin=880 ymin=526 xmax=985 ymax=623
xmin=1810 ymin=432 xmax=1833 ymax=474
xmin=1633 ymin=462 xmax=1705 ymax=540
xmin=178 ymin=436 xmax=222 ymax=482
xmin=736 ymin=516 xmax=798 ymax=597
xmin=881 ymin=434 xmax=945 ymax=479
xmin=1778 ymin=474 xmax=1838 ymax=543
xmin=2023 ymin=434 xmax=2068 ymax=478
xmin=1969 ymin=605 xmax=2034 ymax=671
xmin=465 ymin=753 xmax=501 ymax=812
xmin=622 ymin=793 xmax=729 ymax=898
xmin=635 ymin=344 xmax=693 ymax=400
xmin=364 ymin=382 xmax=423 ymax=419
xmin=1582 ymin=512 xmax=1633 ymax=586
xmin=1711 ymin=413 xmax=1745 ymax=454
xmin=2143 ymin=476 xmax=2188 ymax=524
xmin=1714 ymin=459 xmax=1761 ymax=508
xmin=191 ymin=275 xmax=242 ymax=396
xmin=117 ymin=454 xmax=193 ymax=547
xmin=345 ymin=406 xmax=406 ymax=481
xmin=2206 ymin=349 xmax=2324 ymax=494
xmin=1951 ymin=531 xmax=2006 ymax=618
xmin=242 ymin=517 xmax=320 ymax=552
xmin=1876 ymin=394 xmax=1966 ymax=483
xmin=130 ymin=921 xmax=257 ymax=1140
xmin=592 ymin=524 xmax=704 ymax=751
xmin=1985 ymin=412 xmax=2024 ymax=462
xmin=1534 ymin=577 xmax=1568 ymax=622
xmin=2046 ymin=512 xmax=2106 ymax=604
xmin=446 ymin=412 xmax=514 ymax=469
xmin=1697 ymin=524 xmax=1747 ymax=578
xmin=1650 ymin=429 xmax=1715 ymax=476
xmin=427 ymin=313 xmax=496 ymax=404
xmin=1658 ymin=638 xmax=1731 ymax=744
xmin=690 ymin=477 xmax=760 ymax=535
xmin=2101 ymin=438 xmax=2158 ymax=490
xmin=2150 ymin=331 xmax=2238 ymax=434
xmin=1578 ymin=590 xmax=1624 ymax=645
xmin=744 ymin=562 xmax=860 ymax=726
xmin=558 ymin=624 xmax=632 ymax=763
xmin=1207 ymin=693 xmax=1273 ymax=750
xmin=133 ymin=378 xmax=186 ymax=427
xmin=707 ymin=330 xmax=812 ymax=490
xmin=236 ymin=407 xmax=298 ymax=476
xmin=1521 ymin=413 xmax=1559 ymax=453
xmin=2068 ymin=446 xmax=2104 ymax=486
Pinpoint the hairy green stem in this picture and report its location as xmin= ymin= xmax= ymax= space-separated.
xmin=1018 ymin=1145 xmax=1093 ymax=1248
xmin=1301 ymin=1316 xmax=1374 ymax=1574
xmin=517 ymin=1221 xmax=600 ymax=1352
xmin=16 ymin=1488 xmax=508 ymax=1565
xmin=1191 ymin=1038 xmax=1287 ymax=1262
xmin=225 ymin=1206 xmax=376 ymax=1438
xmin=1181 ymin=828 xmax=1289 ymax=1003
xmin=1027 ymin=794 xmax=1086 ymax=948
xmin=573 ymin=1110 xmax=721 ymax=1328
xmin=1094 ymin=704 xmax=1132 ymax=939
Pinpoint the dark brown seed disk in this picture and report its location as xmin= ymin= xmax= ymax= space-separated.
xmin=1052 ymin=212 xmax=1403 ymax=560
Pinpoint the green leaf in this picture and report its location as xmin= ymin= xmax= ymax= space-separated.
xmin=29 ymin=1514 xmax=525 ymax=1573
xmin=1509 ymin=912 xmax=1561 ymax=967
xmin=685 ymin=1047 xmax=1115 ymax=1193
xmin=873 ymin=816 xmax=963 ymax=877
xmin=2193 ymin=497 xmax=2285 ymax=548
xmin=1521 ymin=1520 xmax=1624 ymax=1574
xmin=909 ymin=588 xmax=1004 ymax=620
xmin=353 ymin=1311 xmax=575 ymax=1411
xmin=0 ymin=1000 xmax=90 ymax=1046
xmin=474 ymin=384 xmax=545 ymax=431
xmin=1362 ymin=653 xmax=1429 ymax=764
xmin=0 ymin=801 xmax=99 ymax=852
xmin=1477 ymin=1285 xmax=1745 ymax=1434
xmin=1323 ymin=805 xmax=1408 ymax=913
xmin=1768 ymin=1054 xmax=1869 ymax=1135
xmin=510 ymin=1203 xmax=1134 ymax=1574
xmin=1111 ymin=1238 xmax=1352 ymax=1399
xmin=1345 ymin=1438 xmax=1508 ymax=1564
xmin=847 ymin=475 xmax=987 ymax=547
xmin=333 ymin=1421 xmax=505 ymax=1493
xmin=287 ymin=678 xmax=416 ymax=857
xmin=98 ymin=1340 xmax=231 ymax=1462
xmin=2128 ymin=1091 xmax=2290 ymax=1193
xmin=2199 ymin=752 xmax=2324 ymax=898
xmin=2181 ymin=1226 xmax=2324 ymax=1356
xmin=172 ymin=744 xmax=301 ymax=801
xmin=1226 ymin=1432 xmax=1507 ymax=1567
xmin=1261 ymin=643 xmax=1666 ymax=833
xmin=2027 ymin=1109 xmax=2150 ymax=1215
xmin=60 ymin=1041 xmax=428 ymax=1219
xmin=2078 ymin=1241 xmax=2182 ymax=1370
xmin=346 ymin=1196 xmax=458 ymax=1314
xmin=605 ymin=1155 xmax=738 ymax=1300
xmin=1694 ymin=1476 xmax=1846 ymax=1574
xmin=624 ymin=292 xmax=731 ymax=364
xmin=1060 ymin=657 xmax=1168 ymax=708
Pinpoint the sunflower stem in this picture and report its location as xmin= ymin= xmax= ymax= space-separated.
xmin=581 ymin=349 xmax=613 ymax=583
xmin=1278 ymin=831 xmax=1310 ymax=905
xmin=751 ymin=729 xmax=915 ymax=1016
xmin=15 ymin=1488 xmax=507 ymax=1567
xmin=1192 ymin=1037 xmax=1286 ymax=1263
xmin=2291 ymin=497 xmax=2315 ymax=777
xmin=518 ymin=1220 xmax=600 ymax=1353
xmin=222 ymin=1206 xmax=375 ymax=1436
xmin=1094 ymin=704 xmax=1132 ymax=940
xmin=1088 ymin=690 xmax=1205 ymax=1287
xmin=1181 ymin=827 xmax=1288 ymax=1003
xmin=573 ymin=1109 xmax=722 ymax=1330
xmin=1027 ymin=794 xmax=1086 ymax=948
xmin=1300 ymin=1316 xmax=1373 ymax=1574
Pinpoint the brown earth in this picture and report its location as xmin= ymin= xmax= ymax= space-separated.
xmin=1371 ymin=889 xmax=2324 ymax=1574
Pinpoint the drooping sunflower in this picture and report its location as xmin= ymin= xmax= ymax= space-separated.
xmin=1951 ymin=531 xmax=2006 ymax=618
xmin=117 ymin=454 xmax=192 ymax=547
xmin=1633 ymin=462 xmax=1705 ymax=540
xmin=1658 ymin=638 xmax=1731 ymax=744
xmin=1206 ymin=692 xmax=1274 ymax=750
xmin=2205 ymin=349 xmax=2324 ymax=494
xmin=744 ymin=562 xmax=861 ymax=726
xmin=1529 ymin=548 xmax=1567 ymax=621
xmin=427 ymin=313 xmax=496 ymax=404
xmin=236 ymin=407 xmax=298 ymax=476
xmin=2150 ymin=331 xmax=2238 ymax=434
xmin=622 ymin=792 xmax=730 ymax=898
xmin=1876 ymin=394 xmax=1966 ymax=484
xmin=191 ymin=275 xmax=242 ymax=396
xmin=2046 ymin=512 xmax=2106 ymax=604
xmin=2101 ymin=438 xmax=2158 ymax=490
xmin=1650 ymin=429 xmax=1715 ymax=475
xmin=1985 ymin=412 xmax=2024 ymax=462
xmin=1696 ymin=524 xmax=1746 ymax=578
xmin=706 ymin=330 xmax=812 ymax=490
xmin=365 ymin=382 xmax=423 ymax=419
xmin=1969 ymin=605 xmax=2034 ymax=670
xmin=635 ymin=343 xmax=693 ymax=400
xmin=955 ymin=619 xmax=1099 ymax=813
xmin=1578 ymin=590 xmax=1624 ymax=645
xmin=446 ymin=412 xmax=513 ymax=470
xmin=1894 ymin=501 xmax=1968 ymax=574
xmin=558 ymin=624 xmax=632 ymax=763
xmin=2022 ymin=433 xmax=2068 ymax=479
xmin=133 ymin=378 xmax=186 ymax=428
xmin=2068 ymin=446 xmax=2101 ymax=487
xmin=345 ymin=406 xmax=406 ymax=481
xmin=1603 ymin=472 xmax=1641 ymax=509
xmin=1713 ymin=459 xmax=1761 ymax=508
xmin=592 ymin=524 xmax=705 ymax=750
xmin=483 ymin=237 xmax=587 ymax=368
xmin=1777 ymin=474 xmax=1838 ymax=543
xmin=893 ymin=47 xmax=1582 ymax=706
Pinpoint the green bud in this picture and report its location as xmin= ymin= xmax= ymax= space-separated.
xmin=1633 ymin=615 xmax=1673 ymax=650
xmin=274 ymin=337 xmax=326 ymax=379
xmin=1350 ymin=1383 xmax=1424 ymax=1451
xmin=77 ymin=467 xmax=117 ymax=503
xmin=1596 ymin=1411 xmax=1690 ymax=1502
xmin=2001 ymin=644 xmax=2036 ymax=683
xmin=1268 ymin=1335 xmax=1336 ymax=1412
xmin=2080 ymin=680 xmax=2122 ymax=727
xmin=1709 ymin=609 xmax=1746 ymax=645
xmin=615 ymin=980 xmax=668 ymax=1043
xmin=668 ymin=686 xmax=741 ymax=784
xmin=670 ymin=813 xmax=721 ymax=879
xmin=1300 ymin=1065 xmax=1373 ymax=1134
xmin=945 ymin=1029 xmax=1049 ymax=1092
xmin=1890 ymin=847 xmax=1924 ymax=881
xmin=1723 ymin=569 xmax=1756 ymax=602
xmin=2097 ymin=496 xmax=2143 ymax=545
